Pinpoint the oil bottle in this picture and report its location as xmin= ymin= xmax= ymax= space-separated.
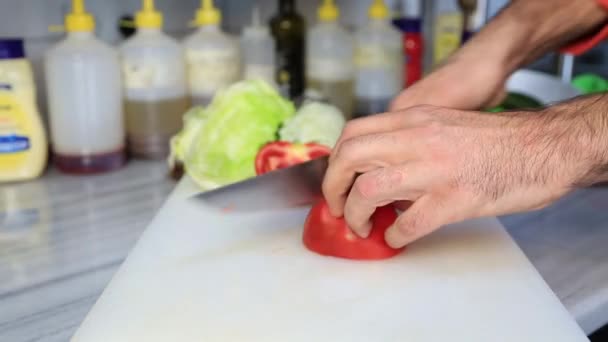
xmin=270 ymin=0 xmax=306 ymax=100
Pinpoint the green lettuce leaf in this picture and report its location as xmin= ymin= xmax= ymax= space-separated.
xmin=279 ymin=102 xmax=346 ymax=148
xmin=172 ymin=80 xmax=295 ymax=187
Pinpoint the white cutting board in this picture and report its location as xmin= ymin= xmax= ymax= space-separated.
xmin=72 ymin=176 xmax=588 ymax=342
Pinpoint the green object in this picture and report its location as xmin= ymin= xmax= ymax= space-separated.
xmin=168 ymin=106 xmax=208 ymax=169
xmin=279 ymin=102 xmax=346 ymax=148
xmin=572 ymin=74 xmax=608 ymax=95
xmin=170 ymin=80 xmax=295 ymax=187
xmin=487 ymin=92 xmax=542 ymax=112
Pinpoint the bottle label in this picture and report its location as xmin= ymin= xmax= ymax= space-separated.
xmin=355 ymin=45 xmax=402 ymax=69
xmin=0 ymin=134 xmax=30 ymax=153
xmin=122 ymin=59 xmax=182 ymax=90
xmin=0 ymin=91 xmax=30 ymax=154
xmin=186 ymin=49 xmax=240 ymax=95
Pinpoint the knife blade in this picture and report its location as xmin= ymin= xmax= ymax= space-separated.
xmin=191 ymin=156 xmax=329 ymax=211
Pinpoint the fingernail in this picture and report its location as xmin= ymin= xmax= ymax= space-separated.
xmin=385 ymin=225 xmax=408 ymax=249
xmin=357 ymin=222 xmax=373 ymax=239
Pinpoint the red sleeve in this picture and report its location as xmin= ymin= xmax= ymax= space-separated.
xmin=561 ymin=0 xmax=608 ymax=55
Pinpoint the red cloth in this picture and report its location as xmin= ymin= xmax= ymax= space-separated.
xmin=561 ymin=0 xmax=608 ymax=55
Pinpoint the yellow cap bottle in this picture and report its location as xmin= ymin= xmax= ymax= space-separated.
xmin=194 ymin=0 xmax=221 ymax=26
xmin=136 ymin=0 xmax=163 ymax=29
xmin=318 ymin=0 xmax=339 ymax=22
xmin=369 ymin=0 xmax=390 ymax=20
xmin=65 ymin=0 xmax=95 ymax=32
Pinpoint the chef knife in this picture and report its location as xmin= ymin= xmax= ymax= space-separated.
xmin=191 ymin=156 xmax=329 ymax=211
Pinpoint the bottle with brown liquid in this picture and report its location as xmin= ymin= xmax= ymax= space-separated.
xmin=270 ymin=0 xmax=306 ymax=100
xmin=120 ymin=0 xmax=190 ymax=159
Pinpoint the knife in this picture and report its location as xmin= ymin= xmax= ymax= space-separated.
xmin=191 ymin=156 xmax=329 ymax=211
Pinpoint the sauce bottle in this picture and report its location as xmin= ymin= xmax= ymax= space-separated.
xmin=427 ymin=0 xmax=463 ymax=67
xmin=120 ymin=0 xmax=190 ymax=159
xmin=184 ymin=0 xmax=241 ymax=106
xmin=270 ymin=0 xmax=306 ymax=100
xmin=0 ymin=39 xmax=48 ymax=182
xmin=393 ymin=0 xmax=424 ymax=87
xmin=354 ymin=0 xmax=404 ymax=117
xmin=307 ymin=0 xmax=355 ymax=119
xmin=45 ymin=0 xmax=125 ymax=174
xmin=241 ymin=7 xmax=276 ymax=87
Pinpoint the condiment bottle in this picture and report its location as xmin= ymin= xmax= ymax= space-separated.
xmin=354 ymin=0 xmax=404 ymax=117
xmin=241 ymin=7 xmax=276 ymax=87
xmin=307 ymin=0 xmax=355 ymax=119
xmin=393 ymin=0 xmax=424 ymax=87
xmin=45 ymin=0 xmax=125 ymax=174
xmin=0 ymin=39 xmax=48 ymax=182
xmin=120 ymin=0 xmax=190 ymax=159
xmin=184 ymin=0 xmax=241 ymax=106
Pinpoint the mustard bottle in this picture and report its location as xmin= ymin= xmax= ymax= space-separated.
xmin=0 ymin=39 xmax=48 ymax=182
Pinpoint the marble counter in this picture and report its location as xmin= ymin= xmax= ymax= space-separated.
xmin=1 ymin=161 xmax=607 ymax=341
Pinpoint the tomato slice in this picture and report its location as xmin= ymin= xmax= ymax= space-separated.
xmin=303 ymin=199 xmax=405 ymax=260
xmin=255 ymin=141 xmax=332 ymax=175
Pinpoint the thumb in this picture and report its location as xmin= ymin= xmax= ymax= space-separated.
xmin=385 ymin=196 xmax=459 ymax=248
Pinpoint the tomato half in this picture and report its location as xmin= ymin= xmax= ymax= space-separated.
xmin=303 ymin=199 xmax=405 ymax=260
xmin=255 ymin=141 xmax=332 ymax=175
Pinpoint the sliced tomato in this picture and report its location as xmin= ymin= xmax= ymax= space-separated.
xmin=255 ymin=141 xmax=332 ymax=175
xmin=303 ymin=199 xmax=405 ymax=260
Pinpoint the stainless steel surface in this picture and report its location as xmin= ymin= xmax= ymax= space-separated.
xmin=192 ymin=156 xmax=329 ymax=211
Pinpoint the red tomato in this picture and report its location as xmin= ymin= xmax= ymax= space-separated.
xmin=255 ymin=141 xmax=331 ymax=175
xmin=303 ymin=199 xmax=405 ymax=260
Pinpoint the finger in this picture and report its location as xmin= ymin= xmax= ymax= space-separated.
xmin=333 ymin=113 xmax=404 ymax=152
xmin=322 ymin=132 xmax=422 ymax=217
xmin=385 ymin=195 xmax=464 ymax=248
xmin=343 ymin=165 xmax=432 ymax=238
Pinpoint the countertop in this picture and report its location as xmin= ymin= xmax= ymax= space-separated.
xmin=1 ymin=161 xmax=607 ymax=341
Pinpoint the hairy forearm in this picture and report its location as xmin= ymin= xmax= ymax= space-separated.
xmin=538 ymin=94 xmax=608 ymax=187
xmin=453 ymin=0 xmax=608 ymax=77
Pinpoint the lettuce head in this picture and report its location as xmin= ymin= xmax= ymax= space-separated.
xmin=169 ymin=80 xmax=295 ymax=188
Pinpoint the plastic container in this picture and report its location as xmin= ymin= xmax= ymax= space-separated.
xmin=120 ymin=0 xmax=190 ymax=159
xmin=0 ymin=39 xmax=48 ymax=182
xmin=307 ymin=0 xmax=355 ymax=119
xmin=354 ymin=0 xmax=404 ymax=117
xmin=241 ymin=7 xmax=276 ymax=86
xmin=45 ymin=0 xmax=125 ymax=174
xmin=184 ymin=0 xmax=241 ymax=106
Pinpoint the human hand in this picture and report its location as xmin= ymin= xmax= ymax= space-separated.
xmin=390 ymin=53 xmax=508 ymax=112
xmin=322 ymin=104 xmax=597 ymax=248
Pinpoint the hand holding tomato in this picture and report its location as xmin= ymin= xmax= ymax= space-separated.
xmin=303 ymin=199 xmax=404 ymax=260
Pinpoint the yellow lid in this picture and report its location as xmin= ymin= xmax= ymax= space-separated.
xmin=194 ymin=0 xmax=221 ymax=26
xmin=369 ymin=0 xmax=389 ymax=20
xmin=318 ymin=0 xmax=339 ymax=21
xmin=136 ymin=0 xmax=163 ymax=29
xmin=65 ymin=0 xmax=95 ymax=32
